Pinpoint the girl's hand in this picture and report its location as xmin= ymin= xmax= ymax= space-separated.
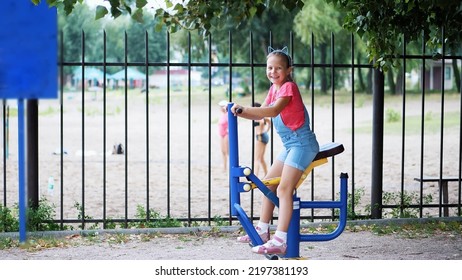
xmin=231 ymin=104 xmax=244 ymax=116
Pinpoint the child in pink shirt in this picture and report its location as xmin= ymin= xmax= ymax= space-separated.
xmin=231 ymin=47 xmax=319 ymax=255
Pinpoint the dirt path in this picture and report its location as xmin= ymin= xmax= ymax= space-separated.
xmin=1 ymin=222 xmax=461 ymax=260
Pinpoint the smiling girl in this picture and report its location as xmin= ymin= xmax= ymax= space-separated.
xmin=231 ymin=46 xmax=319 ymax=255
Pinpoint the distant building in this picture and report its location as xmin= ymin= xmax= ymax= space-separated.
xmin=424 ymin=59 xmax=458 ymax=91
xmin=149 ymin=68 xmax=202 ymax=88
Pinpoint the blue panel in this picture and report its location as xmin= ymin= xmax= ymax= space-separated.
xmin=0 ymin=1 xmax=57 ymax=99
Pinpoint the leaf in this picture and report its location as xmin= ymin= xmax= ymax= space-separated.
xmin=155 ymin=22 xmax=164 ymax=32
xmin=132 ymin=8 xmax=144 ymax=23
xmin=95 ymin=5 xmax=109 ymax=20
xmin=63 ymin=0 xmax=77 ymax=15
xmin=46 ymin=0 xmax=59 ymax=7
xmin=111 ymin=6 xmax=123 ymax=18
xmin=32 ymin=0 xmax=41 ymax=5
xmin=136 ymin=0 xmax=148 ymax=9
xmin=173 ymin=3 xmax=184 ymax=13
xmin=249 ymin=7 xmax=257 ymax=17
xmin=124 ymin=4 xmax=132 ymax=14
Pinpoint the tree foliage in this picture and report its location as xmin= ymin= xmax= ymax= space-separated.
xmin=33 ymin=0 xmax=148 ymax=23
xmin=152 ymin=0 xmax=303 ymax=36
xmin=34 ymin=0 xmax=462 ymax=72
xmin=327 ymin=0 xmax=462 ymax=71
xmin=34 ymin=0 xmax=304 ymax=34
xmin=57 ymin=2 xmax=167 ymax=79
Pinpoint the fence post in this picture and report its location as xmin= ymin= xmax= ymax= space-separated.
xmin=371 ymin=67 xmax=384 ymax=219
xmin=27 ymin=99 xmax=39 ymax=209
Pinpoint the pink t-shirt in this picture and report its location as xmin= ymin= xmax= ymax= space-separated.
xmin=218 ymin=112 xmax=228 ymax=137
xmin=264 ymin=81 xmax=305 ymax=131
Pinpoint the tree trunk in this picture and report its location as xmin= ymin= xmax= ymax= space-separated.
xmin=395 ymin=68 xmax=404 ymax=95
xmin=367 ymin=68 xmax=373 ymax=94
xmin=453 ymin=58 xmax=461 ymax=93
xmin=387 ymin=68 xmax=396 ymax=94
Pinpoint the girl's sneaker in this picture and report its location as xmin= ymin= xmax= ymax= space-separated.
xmin=251 ymin=236 xmax=287 ymax=255
xmin=236 ymin=227 xmax=270 ymax=243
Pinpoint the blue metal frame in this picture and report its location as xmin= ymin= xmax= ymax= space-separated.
xmin=228 ymin=103 xmax=349 ymax=258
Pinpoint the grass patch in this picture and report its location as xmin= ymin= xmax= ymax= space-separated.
xmin=368 ymin=220 xmax=462 ymax=239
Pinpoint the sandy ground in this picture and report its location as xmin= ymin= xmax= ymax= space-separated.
xmin=2 ymin=89 xmax=461 ymax=223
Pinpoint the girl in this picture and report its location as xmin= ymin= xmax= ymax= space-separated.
xmin=218 ymin=100 xmax=229 ymax=172
xmin=231 ymin=47 xmax=319 ymax=255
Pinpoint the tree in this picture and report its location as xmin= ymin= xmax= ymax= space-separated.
xmin=327 ymin=0 xmax=462 ymax=72
xmin=34 ymin=0 xmax=304 ymax=34
xmin=58 ymin=3 xmax=103 ymax=77
xmin=35 ymin=0 xmax=462 ymax=79
xmin=33 ymin=0 xmax=149 ymax=23
xmin=294 ymin=0 xmax=344 ymax=93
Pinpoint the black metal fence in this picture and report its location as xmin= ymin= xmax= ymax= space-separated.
xmin=1 ymin=30 xmax=461 ymax=230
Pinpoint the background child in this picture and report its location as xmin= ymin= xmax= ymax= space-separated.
xmin=253 ymin=102 xmax=271 ymax=177
xmin=218 ymin=100 xmax=229 ymax=172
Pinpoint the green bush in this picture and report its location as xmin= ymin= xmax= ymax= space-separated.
xmin=129 ymin=205 xmax=182 ymax=228
xmin=386 ymin=108 xmax=401 ymax=123
xmin=382 ymin=191 xmax=433 ymax=218
xmin=0 ymin=204 xmax=19 ymax=232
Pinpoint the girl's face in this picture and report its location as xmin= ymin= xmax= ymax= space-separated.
xmin=266 ymin=54 xmax=292 ymax=88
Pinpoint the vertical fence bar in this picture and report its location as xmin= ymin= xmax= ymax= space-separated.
xmin=228 ymin=30 xmax=233 ymax=103
xmin=350 ymin=33 xmax=356 ymax=215
xmin=330 ymin=33 xmax=336 ymax=218
xmin=438 ymin=27 xmax=446 ymax=217
xmin=290 ymin=31 xmax=294 ymax=72
xmin=81 ymin=30 xmax=86 ymax=229
xmin=124 ymin=31 xmax=129 ymax=227
xmin=418 ymin=31 xmax=426 ymax=218
xmin=103 ymin=30 xmax=108 ymax=227
xmin=187 ymin=32 xmax=192 ymax=225
xmin=268 ymin=30 xmax=275 ymax=224
xmin=59 ymin=30 xmax=65 ymax=229
xmin=145 ymin=31 xmax=150 ymax=221
xmin=309 ymin=32 xmax=315 ymax=221
xmin=249 ymin=31 xmax=255 ymax=221
xmin=166 ymin=32 xmax=171 ymax=217
xmin=228 ymin=30 xmax=233 ymax=225
xmin=207 ymin=34 xmax=212 ymax=225
xmin=400 ymin=36 xmax=407 ymax=217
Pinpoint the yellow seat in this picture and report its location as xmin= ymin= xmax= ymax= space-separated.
xmin=248 ymin=142 xmax=344 ymax=190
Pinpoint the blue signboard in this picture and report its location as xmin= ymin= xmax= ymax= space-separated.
xmin=0 ymin=1 xmax=57 ymax=243
xmin=0 ymin=1 xmax=57 ymax=99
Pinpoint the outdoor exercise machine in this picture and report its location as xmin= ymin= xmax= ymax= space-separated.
xmin=227 ymin=103 xmax=349 ymax=259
